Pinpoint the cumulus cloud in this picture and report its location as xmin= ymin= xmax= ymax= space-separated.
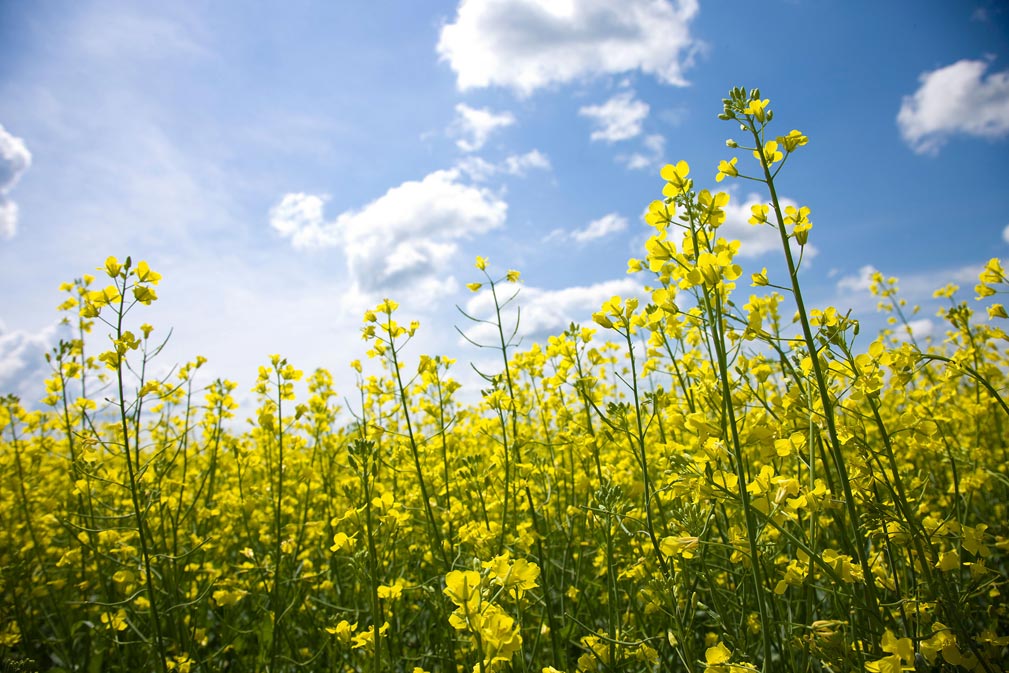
xmin=461 ymin=277 xmax=645 ymax=344
xmin=452 ymin=103 xmax=516 ymax=152
xmin=895 ymin=318 xmax=935 ymax=342
xmin=898 ymin=58 xmax=1009 ymax=154
xmin=269 ymin=193 xmax=334 ymax=247
xmin=456 ymin=149 xmax=551 ymax=182
xmin=1002 ymin=223 xmax=1009 ymax=244
xmin=437 ymin=0 xmax=700 ymax=96
xmin=579 ymin=90 xmax=650 ymax=142
xmin=269 ymin=170 xmax=507 ymax=306
xmin=0 ymin=321 xmax=65 ymax=404
xmin=0 ymin=124 xmax=32 ymax=239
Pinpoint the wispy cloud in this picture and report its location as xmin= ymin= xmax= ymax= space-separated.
xmin=451 ymin=103 xmax=516 ymax=152
xmin=456 ymin=149 xmax=551 ymax=182
xmin=836 ymin=264 xmax=879 ymax=295
xmin=546 ymin=212 xmax=628 ymax=243
xmin=579 ymin=91 xmax=650 ymax=142
xmin=835 ymin=261 xmax=988 ymax=304
xmin=898 ymin=58 xmax=1009 ymax=155
xmin=573 ymin=213 xmax=628 ymax=242
xmin=618 ymin=133 xmax=665 ymax=170
xmin=0 ymin=125 xmax=32 ymax=239
xmin=437 ymin=0 xmax=701 ymax=96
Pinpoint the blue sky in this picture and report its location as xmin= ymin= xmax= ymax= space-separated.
xmin=1 ymin=0 xmax=1008 ymax=407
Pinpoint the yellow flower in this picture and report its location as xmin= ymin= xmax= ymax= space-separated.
xmin=134 ymin=260 xmax=162 ymax=284
xmin=325 ymin=619 xmax=357 ymax=645
xmin=467 ymin=282 xmax=483 ymax=292
xmin=0 ymin=621 xmax=21 ymax=647
xmin=166 ymin=654 xmax=193 ymax=673
xmin=881 ymin=628 xmax=914 ymax=664
xmin=935 ymin=549 xmax=959 ymax=572
xmin=784 ymin=205 xmax=812 ymax=245
xmin=652 ymin=287 xmax=678 ymax=313
xmin=748 ymin=204 xmax=770 ymax=225
xmin=753 ymin=140 xmax=783 ymax=166
xmin=484 ymin=553 xmax=540 ymax=596
xmin=133 ymin=285 xmax=158 ymax=305
xmin=660 ymin=160 xmax=691 ymax=196
xmin=475 ymin=256 xmax=488 ymax=270
xmin=705 ymin=642 xmax=731 ymax=665
xmin=479 ymin=608 xmax=523 ymax=664
xmin=774 ymin=559 xmax=807 ymax=595
xmin=444 ymin=570 xmax=482 ymax=610
xmin=101 ymin=609 xmax=128 ymax=631
xmin=743 ymin=98 xmax=770 ymax=122
xmin=212 ymin=588 xmax=246 ymax=607
xmin=330 ymin=532 xmax=356 ymax=552
xmin=715 ymin=157 xmax=738 ymax=182
xmin=822 ymin=549 xmax=863 ymax=583
xmin=351 ymin=622 xmax=389 ymax=650
xmin=660 ymin=535 xmax=699 ymax=558
xmin=696 ymin=191 xmax=730 ymax=231
xmin=777 ymin=129 xmax=808 ymax=152
xmin=103 ymin=255 xmax=122 ymax=278
xmin=377 ymin=579 xmax=406 ymax=601
xmin=864 ymin=654 xmax=902 ymax=673
xmin=979 ymin=257 xmax=1005 ymax=284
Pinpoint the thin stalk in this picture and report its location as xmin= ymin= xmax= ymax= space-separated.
xmin=112 ymin=285 xmax=169 ymax=673
xmin=748 ymin=122 xmax=883 ymax=637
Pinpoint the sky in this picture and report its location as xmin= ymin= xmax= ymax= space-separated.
xmin=1 ymin=0 xmax=1008 ymax=410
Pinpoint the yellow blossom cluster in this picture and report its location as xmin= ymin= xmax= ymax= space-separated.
xmin=1 ymin=88 xmax=1007 ymax=673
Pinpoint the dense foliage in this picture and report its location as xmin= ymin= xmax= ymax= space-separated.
xmin=2 ymin=89 xmax=1008 ymax=673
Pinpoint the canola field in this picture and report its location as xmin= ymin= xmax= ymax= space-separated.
xmin=1 ymin=89 xmax=1007 ymax=673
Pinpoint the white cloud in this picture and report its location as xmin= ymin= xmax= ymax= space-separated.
xmin=461 ymin=277 xmax=645 ymax=344
xmin=572 ymin=213 xmax=628 ymax=242
xmin=269 ymin=193 xmax=334 ymax=247
xmin=1002 ymin=223 xmax=1009 ymax=245
xmin=836 ymin=264 xmax=879 ymax=295
xmin=73 ymin=6 xmax=210 ymax=63
xmin=457 ymin=149 xmax=551 ymax=181
xmin=579 ymin=91 xmax=650 ymax=142
xmin=270 ymin=170 xmax=507 ymax=306
xmin=619 ymin=133 xmax=665 ymax=170
xmin=0 ymin=202 xmax=18 ymax=240
xmin=0 ymin=124 xmax=32 ymax=239
xmin=503 ymin=149 xmax=551 ymax=175
xmin=834 ymin=262 xmax=988 ymax=306
xmin=720 ymin=190 xmax=818 ymax=262
xmin=452 ymin=103 xmax=516 ymax=152
xmin=0 ymin=321 xmax=65 ymax=404
xmin=437 ymin=0 xmax=701 ymax=96
xmin=895 ymin=318 xmax=935 ymax=342
xmin=897 ymin=58 xmax=1009 ymax=154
